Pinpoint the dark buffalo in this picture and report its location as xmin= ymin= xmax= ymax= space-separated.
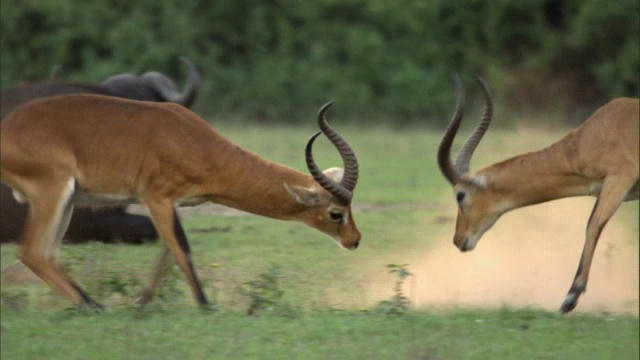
xmin=0 ymin=57 xmax=201 ymax=244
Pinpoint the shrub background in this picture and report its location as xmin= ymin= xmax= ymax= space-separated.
xmin=1 ymin=0 xmax=638 ymax=126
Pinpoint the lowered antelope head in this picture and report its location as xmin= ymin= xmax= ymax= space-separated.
xmin=284 ymin=102 xmax=361 ymax=249
xmin=437 ymin=76 xmax=499 ymax=252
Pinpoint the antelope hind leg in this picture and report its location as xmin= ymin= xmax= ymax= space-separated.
xmin=19 ymin=179 xmax=103 ymax=308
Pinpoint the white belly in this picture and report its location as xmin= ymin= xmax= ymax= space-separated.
xmin=71 ymin=191 xmax=138 ymax=206
xmin=71 ymin=189 xmax=209 ymax=207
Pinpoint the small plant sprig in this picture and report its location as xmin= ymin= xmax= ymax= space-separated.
xmin=1 ymin=289 xmax=30 ymax=310
xmin=95 ymin=273 xmax=141 ymax=298
xmin=377 ymin=263 xmax=413 ymax=315
xmin=156 ymin=264 xmax=185 ymax=304
xmin=241 ymin=264 xmax=285 ymax=316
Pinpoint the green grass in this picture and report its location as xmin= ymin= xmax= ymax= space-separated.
xmin=1 ymin=123 xmax=638 ymax=359
xmin=1 ymin=307 xmax=637 ymax=360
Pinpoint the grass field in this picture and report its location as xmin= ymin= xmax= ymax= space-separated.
xmin=1 ymin=121 xmax=638 ymax=359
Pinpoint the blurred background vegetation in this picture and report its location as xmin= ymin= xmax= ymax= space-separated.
xmin=1 ymin=0 xmax=638 ymax=127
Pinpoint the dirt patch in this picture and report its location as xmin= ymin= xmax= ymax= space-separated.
xmin=366 ymin=198 xmax=639 ymax=315
xmin=135 ymin=199 xmax=638 ymax=314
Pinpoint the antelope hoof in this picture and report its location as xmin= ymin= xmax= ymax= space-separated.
xmin=199 ymin=302 xmax=219 ymax=312
xmin=76 ymin=301 xmax=108 ymax=313
xmin=560 ymin=293 xmax=579 ymax=313
xmin=134 ymin=291 xmax=153 ymax=306
xmin=133 ymin=298 xmax=146 ymax=306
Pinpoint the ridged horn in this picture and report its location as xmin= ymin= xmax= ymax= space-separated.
xmin=437 ymin=74 xmax=466 ymax=185
xmin=305 ymin=101 xmax=359 ymax=205
xmin=454 ymin=76 xmax=493 ymax=175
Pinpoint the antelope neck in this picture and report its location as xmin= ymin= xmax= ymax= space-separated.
xmin=480 ymin=139 xmax=595 ymax=209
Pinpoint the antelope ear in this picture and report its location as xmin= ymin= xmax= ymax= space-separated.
xmin=322 ymin=167 xmax=344 ymax=183
xmin=283 ymin=183 xmax=326 ymax=207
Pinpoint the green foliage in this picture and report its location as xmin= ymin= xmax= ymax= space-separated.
xmin=154 ymin=265 xmax=186 ymax=305
xmin=568 ymin=0 xmax=640 ymax=97
xmin=0 ymin=289 xmax=30 ymax=310
xmin=94 ymin=272 xmax=140 ymax=298
xmin=1 ymin=1 xmax=637 ymax=125
xmin=240 ymin=264 xmax=297 ymax=317
xmin=376 ymin=263 xmax=413 ymax=315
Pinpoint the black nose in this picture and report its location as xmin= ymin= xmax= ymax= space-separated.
xmin=353 ymin=240 xmax=360 ymax=249
xmin=455 ymin=238 xmax=469 ymax=252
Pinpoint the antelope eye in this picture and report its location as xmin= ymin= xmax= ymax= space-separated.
xmin=456 ymin=192 xmax=466 ymax=203
xmin=329 ymin=210 xmax=344 ymax=222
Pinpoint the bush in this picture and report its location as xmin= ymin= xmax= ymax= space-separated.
xmin=1 ymin=0 xmax=637 ymax=125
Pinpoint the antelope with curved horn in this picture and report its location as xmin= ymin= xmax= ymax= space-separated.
xmin=1 ymin=57 xmax=201 ymax=245
xmin=437 ymin=76 xmax=639 ymax=313
xmin=0 ymin=96 xmax=360 ymax=308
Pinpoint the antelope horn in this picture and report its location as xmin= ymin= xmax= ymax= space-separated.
xmin=305 ymin=101 xmax=359 ymax=205
xmin=454 ymin=76 xmax=493 ymax=175
xmin=437 ymin=74 xmax=466 ymax=185
xmin=144 ymin=57 xmax=201 ymax=107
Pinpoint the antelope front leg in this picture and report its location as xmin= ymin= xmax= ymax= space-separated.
xmin=144 ymin=200 xmax=209 ymax=306
xmin=560 ymin=176 xmax=637 ymax=313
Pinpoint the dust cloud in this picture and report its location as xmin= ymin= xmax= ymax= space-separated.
xmin=366 ymin=198 xmax=639 ymax=315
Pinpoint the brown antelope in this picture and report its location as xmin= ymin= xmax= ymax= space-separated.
xmin=437 ymin=76 xmax=639 ymax=313
xmin=0 ymin=95 xmax=360 ymax=309
xmin=1 ymin=57 xmax=201 ymax=244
